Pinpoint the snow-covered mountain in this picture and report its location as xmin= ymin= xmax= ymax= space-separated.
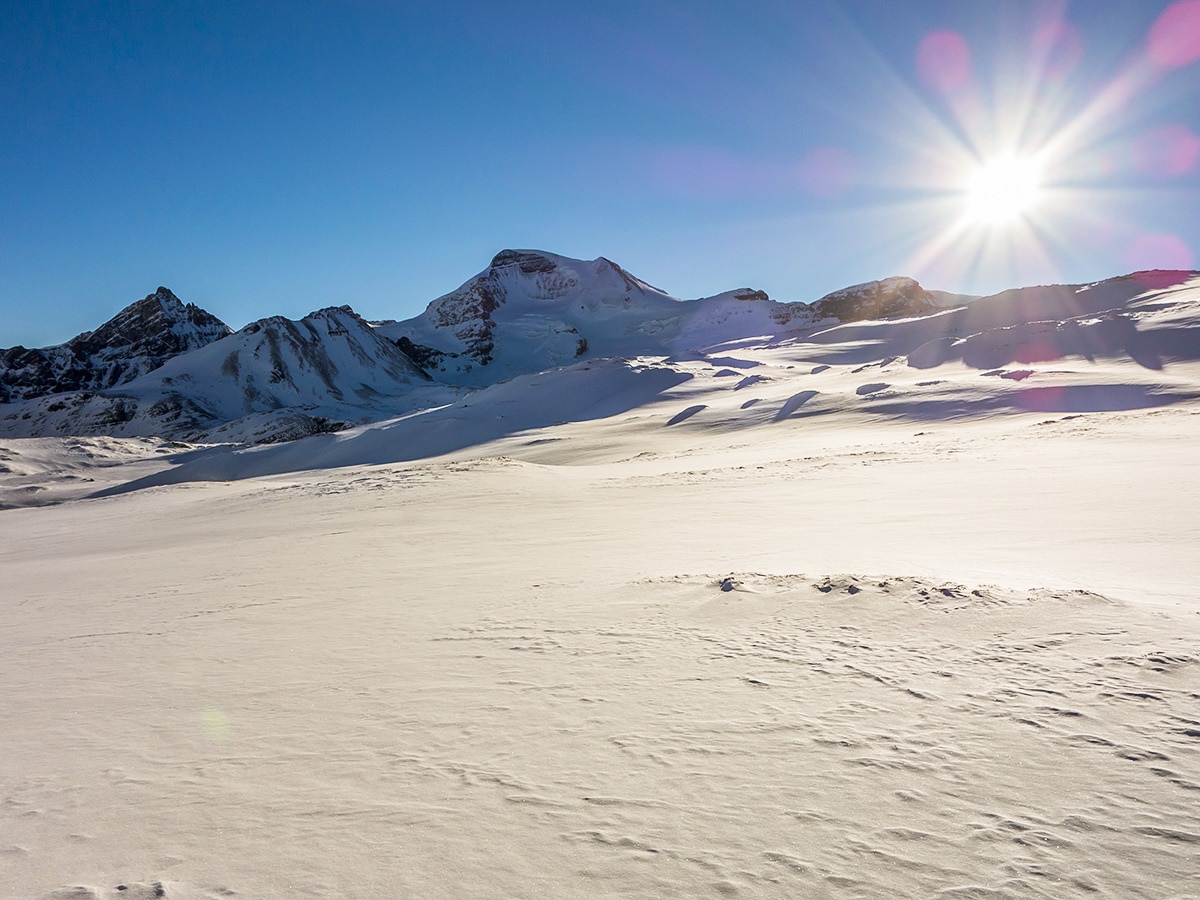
xmin=2 ymin=252 xmax=1197 ymax=448
xmin=0 ymin=287 xmax=232 ymax=403
xmin=1 ymin=305 xmax=452 ymax=444
xmin=373 ymin=249 xmax=940 ymax=385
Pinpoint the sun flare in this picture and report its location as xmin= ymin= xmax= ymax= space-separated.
xmin=963 ymin=155 xmax=1044 ymax=226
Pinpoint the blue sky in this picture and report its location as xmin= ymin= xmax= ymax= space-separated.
xmin=3 ymin=0 xmax=1198 ymax=346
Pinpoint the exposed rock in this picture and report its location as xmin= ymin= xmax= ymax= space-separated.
xmin=0 ymin=287 xmax=232 ymax=403
xmin=490 ymin=249 xmax=558 ymax=275
xmin=0 ymin=304 xmax=446 ymax=444
xmin=733 ymin=289 xmax=770 ymax=302
xmin=811 ymin=277 xmax=937 ymax=323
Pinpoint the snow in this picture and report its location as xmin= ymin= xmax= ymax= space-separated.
xmin=371 ymin=250 xmax=816 ymax=385
xmin=1 ymin=306 xmax=460 ymax=444
xmin=3 ymin=262 xmax=1200 ymax=898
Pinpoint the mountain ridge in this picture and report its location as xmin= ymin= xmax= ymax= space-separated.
xmin=0 ymin=287 xmax=232 ymax=404
xmin=2 ymin=253 xmax=1197 ymax=445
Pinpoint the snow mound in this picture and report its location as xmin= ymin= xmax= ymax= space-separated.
xmin=93 ymin=358 xmax=691 ymax=491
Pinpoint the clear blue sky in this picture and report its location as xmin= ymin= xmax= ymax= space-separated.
xmin=3 ymin=0 xmax=1198 ymax=346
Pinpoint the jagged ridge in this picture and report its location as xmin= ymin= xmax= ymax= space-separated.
xmin=0 ymin=287 xmax=232 ymax=403
xmin=5 ymin=253 xmax=1192 ymax=446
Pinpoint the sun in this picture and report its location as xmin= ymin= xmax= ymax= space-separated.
xmin=962 ymin=154 xmax=1044 ymax=226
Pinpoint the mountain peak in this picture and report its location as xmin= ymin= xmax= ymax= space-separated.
xmin=811 ymin=276 xmax=937 ymax=322
xmin=489 ymin=249 xmax=560 ymax=274
xmin=0 ymin=288 xmax=232 ymax=404
xmin=77 ymin=288 xmax=231 ymax=356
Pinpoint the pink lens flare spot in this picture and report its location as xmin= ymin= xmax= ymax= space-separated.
xmin=1147 ymin=0 xmax=1200 ymax=68
xmin=1134 ymin=124 xmax=1200 ymax=177
xmin=1014 ymin=343 xmax=1060 ymax=365
xmin=1031 ymin=20 xmax=1084 ymax=78
xmin=1133 ymin=270 xmax=1192 ymax=289
xmin=799 ymin=145 xmax=855 ymax=198
xmin=1125 ymin=233 xmax=1195 ymax=272
xmin=916 ymin=30 xmax=972 ymax=93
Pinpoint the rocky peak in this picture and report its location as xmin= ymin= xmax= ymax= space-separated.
xmin=72 ymin=287 xmax=231 ymax=358
xmin=489 ymin=249 xmax=559 ymax=275
xmin=733 ymin=288 xmax=770 ymax=302
xmin=0 ymin=287 xmax=233 ymax=404
xmin=811 ymin=276 xmax=936 ymax=323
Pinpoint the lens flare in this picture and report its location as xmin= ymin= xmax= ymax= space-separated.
xmin=1125 ymin=233 xmax=1195 ymax=271
xmin=1147 ymin=0 xmax=1200 ymax=68
xmin=916 ymin=30 xmax=972 ymax=93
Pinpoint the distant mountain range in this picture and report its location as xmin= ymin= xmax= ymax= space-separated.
xmin=1 ymin=250 xmax=1195 ymax=443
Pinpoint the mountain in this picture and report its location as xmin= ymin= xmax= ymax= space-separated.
xmin=1 ymin=305 xmax=452 ymax=444
xmin=373 ymin=250 xmax=940 ymax=386
xmin=92 ymin=270 xmax=1200 ymax=495
xmin=3 ymin=253 xmax=1195 ymax=449
xmin=0 ymin=287 xmax=232 ymax=403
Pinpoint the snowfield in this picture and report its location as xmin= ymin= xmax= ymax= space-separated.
xmin=2 ymin=262 xmax=1200 ymax=898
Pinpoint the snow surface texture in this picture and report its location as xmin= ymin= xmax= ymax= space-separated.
xmin=2 ymin=261 xmax=1200 ymax=898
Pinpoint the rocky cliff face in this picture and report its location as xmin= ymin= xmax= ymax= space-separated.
xmin=0 ymin=287 xmax=232 ymax=403
xmin=810 ymin=277 xmax=938 ymax=323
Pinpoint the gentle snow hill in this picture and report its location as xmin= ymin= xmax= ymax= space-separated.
xmin=91 ymin=358 xmax=692 ymax=493
xmin=373 ymin=249 xmax=939 ymax=386
xmin=0 ymin=306 xmax=456 ymax=444
xmin=0 ymin=287 xmax=231 ymax=403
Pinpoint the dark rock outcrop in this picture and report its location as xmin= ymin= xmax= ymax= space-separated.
xmin=0 ymin=287 xmax=232 ymax=403
xmin=811 ymin=277 xmax=937 ymax=323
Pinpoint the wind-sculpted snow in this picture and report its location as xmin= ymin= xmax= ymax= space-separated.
xmin=6 ymin=416 xmax=1200 ymax=896
xmin=93 ymin=359 xmax=692 ymax=492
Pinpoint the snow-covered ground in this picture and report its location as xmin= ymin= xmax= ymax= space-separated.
xmin=4 ymin=277 xmax=1200 ymax=898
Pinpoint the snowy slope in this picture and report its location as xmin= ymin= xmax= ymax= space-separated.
xmin=790 ymin=269 xmax=1200 ymax=371
xmin=6 ymin=266 xmax=1200 ymax=899
xmin=0 ymin=287 xmax=232 ymax=403
xmin=0 ymin=306 xmax=454 ymax=444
